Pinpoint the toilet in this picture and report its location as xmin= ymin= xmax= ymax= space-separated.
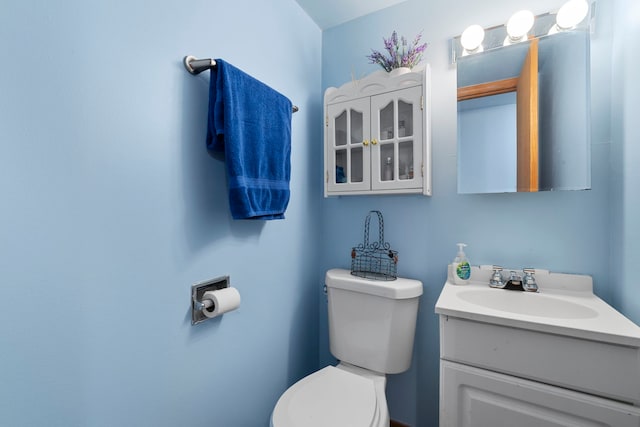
xmin=271 ymin=268 xmax=423 ymax=427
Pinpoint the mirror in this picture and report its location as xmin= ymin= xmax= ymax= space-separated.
xmin=456 ymin=16 xmax=592 ymax=194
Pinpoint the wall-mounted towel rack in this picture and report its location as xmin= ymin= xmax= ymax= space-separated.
xmin=183 ymin=55 xmax=299 ymax=113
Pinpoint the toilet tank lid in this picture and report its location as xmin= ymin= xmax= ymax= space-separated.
xmin=325 ymin=269 xmax=423 ymax=299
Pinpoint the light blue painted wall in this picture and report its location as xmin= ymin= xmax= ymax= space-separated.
xmin=0 ymin=1 xmax=322 ymax=426
xmin=611 ymin=0 xmax=640 ymax=324
xmin=321 ymin=0 xmax=618 ymax=425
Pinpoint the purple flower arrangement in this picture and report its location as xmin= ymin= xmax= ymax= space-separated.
xmin=366 ymin=31 xmax=428 ymax=72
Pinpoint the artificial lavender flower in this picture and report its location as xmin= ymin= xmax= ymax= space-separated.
xmin=366 ymin=30 xmax=428 ymax=72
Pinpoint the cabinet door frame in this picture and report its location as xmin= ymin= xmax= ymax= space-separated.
xmin=370 ymin=86 xmax=424 ymax=192
xmin=326 ymin=98 xmax=371 ymax=194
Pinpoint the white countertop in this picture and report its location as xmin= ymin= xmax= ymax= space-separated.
xmin=435 ymin=266 xmax=640 ymax=348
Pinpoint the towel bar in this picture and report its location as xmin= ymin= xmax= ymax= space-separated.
xmin=183 ymin=55 xmax=299 ymax=113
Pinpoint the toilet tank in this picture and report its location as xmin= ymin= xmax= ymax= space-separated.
xmin=325 ymin=268 xmax=423 ymax=374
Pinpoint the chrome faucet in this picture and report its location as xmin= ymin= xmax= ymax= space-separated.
xmin=488 ymin=267 xmax=538 ymax=292
xmin=507 ymin=270 xmax=522 ymax=288
xmin=522 ymin=268 xmax=538 ymax=292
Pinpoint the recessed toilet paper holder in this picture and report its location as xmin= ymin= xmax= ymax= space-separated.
xmin=191 ymin=275 xmax=230 ymax=325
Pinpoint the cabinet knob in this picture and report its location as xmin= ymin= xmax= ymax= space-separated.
xmin=371 ymin=138 xmax=378 ymax=145
xmin=362 ymin=139 xmax=370 ymax=146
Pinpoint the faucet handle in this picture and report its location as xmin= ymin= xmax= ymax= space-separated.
xmin=489 ymin=265 xmax=506 ymax=288
xmin=522 ymin=268 xmax=538 ymax=292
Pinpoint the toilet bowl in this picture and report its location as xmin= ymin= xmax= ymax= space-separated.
xmin=271 ymin=269 xmax=422 ymax=427
xmin=270 ymin=363 xmax=388 ymax=427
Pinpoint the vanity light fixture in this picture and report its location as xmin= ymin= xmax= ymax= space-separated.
xmin=549 ymin=0 xmax=590 ymax=34
xmin=450 ymin=1 xmax=594 ymax=63
xmin=504 ymin=10 xmax=535 ymax=45
xmin=461 ymin=24 xmax=485 ymax=55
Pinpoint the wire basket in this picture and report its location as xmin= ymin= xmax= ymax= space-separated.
xmin=350 ymin=210 xmax=398 ymax=281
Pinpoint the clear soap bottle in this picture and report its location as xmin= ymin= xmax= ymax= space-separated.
xmin=450 ymin=243 xmax=471 ymax=285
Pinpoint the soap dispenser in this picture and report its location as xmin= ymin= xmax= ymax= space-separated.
xmin=450 ymin=243 xmax=471 ymax=285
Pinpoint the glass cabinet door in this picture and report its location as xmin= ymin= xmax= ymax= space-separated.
xmin=326 ymin=98 xmax=371 ymax=193
xmin=370 ymin=86 xmax=423 ymax=191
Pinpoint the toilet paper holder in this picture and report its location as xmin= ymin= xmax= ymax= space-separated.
xmin=191 ymin=275 xmax=230 ymax=325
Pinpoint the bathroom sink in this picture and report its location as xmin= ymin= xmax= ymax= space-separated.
xmin=435 ymin=266 xmax=640 ymax=347
xmin=457 ymin=288 xmax=598 ymax=319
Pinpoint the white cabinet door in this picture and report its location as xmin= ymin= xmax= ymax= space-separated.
xmin=326 ymin=98 xmax=371 ymax=193
xmin=440 ymin=360 xmax=640 ymax=427
xmin=370 ymin=86 xmax=423 ymax=191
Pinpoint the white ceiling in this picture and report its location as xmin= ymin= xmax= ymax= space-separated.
xmin=294 ymin=0 xmax=409 ymax=30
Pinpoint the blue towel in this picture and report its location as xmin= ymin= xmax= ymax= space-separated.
xmin=206 ymin=59 xmax=292 ymax=220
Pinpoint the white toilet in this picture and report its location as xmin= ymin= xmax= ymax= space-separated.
xmin=271 ymin=268 xmax=423 ymax=427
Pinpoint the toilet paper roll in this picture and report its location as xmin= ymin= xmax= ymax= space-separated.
xmin=202 ymin=287 xmax=241 ymax=318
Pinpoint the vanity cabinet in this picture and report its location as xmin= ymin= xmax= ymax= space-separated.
xmin=439 ymin=317 xmax=640 ymax=427
xmin=435 ymin=269 xmax=640 ymax=427
xmin=324 ymin=67 xmax=431 ymax=196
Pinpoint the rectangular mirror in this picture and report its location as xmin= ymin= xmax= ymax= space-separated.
xmin=456 ymin=10 xmax=592 ymax=194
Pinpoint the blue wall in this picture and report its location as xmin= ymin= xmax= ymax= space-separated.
xmin=611 ymin=0 xmax=640 ymax=323
xmin=321 ymin=0 xmax=625 ymax=425
xmin=0 ymin=1 xmax=322 ymax=426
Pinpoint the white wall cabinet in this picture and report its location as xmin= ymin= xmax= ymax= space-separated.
xmin=324 ymin=67 xmax=431 ymax=196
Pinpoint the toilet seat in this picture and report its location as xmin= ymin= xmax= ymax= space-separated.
xmin=271 ymin=366 xmax=380 ymax=427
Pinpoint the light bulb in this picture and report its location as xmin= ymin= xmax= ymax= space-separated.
xmin=461 ymin=25 xmax=485 ymax=52
xmin=506 ymin=10 xmax=535 ymax=43
xmin=556 ymin=0 xmax=589 ymax=30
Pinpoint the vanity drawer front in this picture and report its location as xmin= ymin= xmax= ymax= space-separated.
xmin=439 ymin=315 xmax=640 ymax=405
xmin=440 ymin=360 xmax=640 ymax=427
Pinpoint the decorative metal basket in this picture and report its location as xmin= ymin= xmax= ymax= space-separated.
xmin=350 ymin=210 xmax=398 ymax=281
